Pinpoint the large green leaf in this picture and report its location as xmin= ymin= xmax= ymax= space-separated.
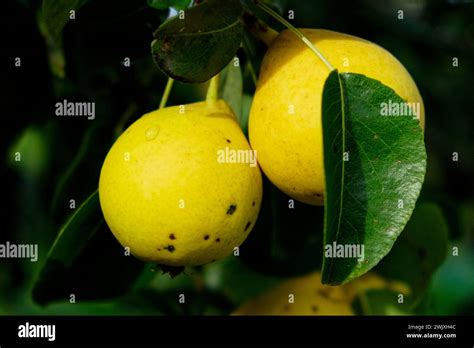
xmin=151 ymin=0 xmax=244 ymax=83
xmin=375 ymin=202 xmax=449 ymax=300
xmin=32 ymin=191 xmax=144 ymax=304
xmin=41 ymin=0 xmax=88 ymax=45
xmin=321 ymin=71 xmax=427 ymax=285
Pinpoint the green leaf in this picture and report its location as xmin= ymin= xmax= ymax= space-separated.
xmin=376 ymin=202 xmax=449 ymax=299
xmin=50 ymin=126 xmax=95 ymax=216
xmin=240 ymin=93 xmax=253 ymax=135
xmin=8 ymin=126 xmax=50 ymax=178
xmin=32 ymin=191 xmax=144 ymax=304
xmin=41 ymin=0 xmax=88 ymax=45
xmin=219 ymin=60 xmax=243 ymax=123
xmin=147 ymin=0 xmax=192 ymax=10
xmin=151 ymin=0 xmax=244 ymax=83
xmin=321 ymin=71 xmax=427 ymax=285
xmin=354 ymin=289 xmax=413 ymax=315
xmin=49 ymin=121 xmax=116 ymax=223
xmin=203 ymin=257 xmax=281 ymax=306
xmin=133 ymin=265 xmax=234 ymax=315
xmin=422 ymin=243 xmax=474 ymax=315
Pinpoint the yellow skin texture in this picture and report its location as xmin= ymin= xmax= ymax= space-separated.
xmin=249 ymin=29 xmax=425 ymax=205
xmin=232 ymin=272 xmax=409 ymax=315
xmin=99 ymin=100 xmax=263 ymax=266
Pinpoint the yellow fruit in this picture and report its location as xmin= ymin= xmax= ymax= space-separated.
xmin=232 ymin=271 xmax=410 ymax=315
xmin=232 ymin=272 xmax=353 ymax=315
xmin=249 ymin=29 xmax=425 ymax=205
xmin=99 ymin=100 xmax=262 ymax=266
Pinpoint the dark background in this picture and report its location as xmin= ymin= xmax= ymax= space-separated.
xmin=0 ymin=0 xmax=473 ymax=315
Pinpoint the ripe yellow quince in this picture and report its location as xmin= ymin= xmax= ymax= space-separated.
xmin=249 ymin=29 xmax=424 ymax=205
xmin=232 ymin=271 xmax=409 ymax=315
xmin=99 ymin=100 xmax=262 ymax=266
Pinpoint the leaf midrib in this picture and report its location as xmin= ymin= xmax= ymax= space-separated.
xmin=157 ymin=18 xmax=241 ymax=38
xmin=44 ymin=190 xmax=99 ymax=261
xmin=325 ymin=72 xmax=348 ymax=281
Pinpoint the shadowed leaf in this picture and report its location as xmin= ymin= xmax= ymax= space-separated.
xmin=151 ymin=0 xmax=244 ymax=83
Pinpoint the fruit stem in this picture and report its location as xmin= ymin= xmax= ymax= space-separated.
xmin=159 ymin=77 xmax=174 ymax=109
xmin=255 ymin=0 xmax=335 ymax=72
xmin=206 ymin=74 xmax=220 ymax=106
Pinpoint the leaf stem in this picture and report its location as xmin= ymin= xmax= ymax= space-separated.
xmin=159 ymin=77 xmax=174 ymax=109
xmin=206 ymin=74 xmax=220 ymax=106
xmin=255 ymin=0 xmax=335 ymax=71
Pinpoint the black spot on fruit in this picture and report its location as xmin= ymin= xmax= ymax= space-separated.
xmin=311 ymin=305 xmax=318 ymax=313
xmin=226 ymin=204 xmax=237 ymax=215
xmin=169 ymin=233 xmax=176 ymax=240
xmin=215 ymin=238 xmax=221 ymax=242
xmin=252 ymin=201 xmax=255 ymax=207
xmin=226 ymin=139 xmax=231 ymax=143
xmin=204 ymin=235 xmax=210 ymax=240
xmin=165 ymin=245 xmax=175 ymax=253
xmin=244 ymin=222 xmax=251 ymax=231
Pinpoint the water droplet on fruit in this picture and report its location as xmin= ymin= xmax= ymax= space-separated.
xmin=145 ymin=127 xmax=159 ymax=141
